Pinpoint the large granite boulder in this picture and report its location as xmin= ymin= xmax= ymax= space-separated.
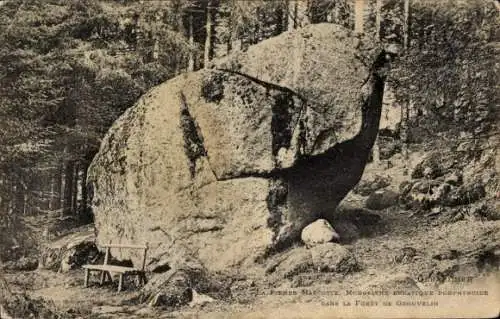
xmin=87 ymin=23 xmax=393 ymax=274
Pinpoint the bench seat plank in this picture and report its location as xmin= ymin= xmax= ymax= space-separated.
xmin=82 ymin=264 xmax=143 ymax=274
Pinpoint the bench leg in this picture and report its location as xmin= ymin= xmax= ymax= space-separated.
xmin=100 ymin=270 xmax=106 ymax=285
xmin=84 ymin=269 xmax=89 ymax=288
xmin=117 ymin=274 xmax=124 ymax=292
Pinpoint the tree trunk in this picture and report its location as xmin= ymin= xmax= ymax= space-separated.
xmin=354 ymin=0 xmax=365 ymax=34
xmin=372 ymin=138 xmax=381 ymax=163
xmin=226 ymin=28 xmax=232 ymax=55
xmin=288 ymin=0 xmax=310 ymax=29
xmin=71 ymin=162 xmax=79 ymax=214
xmin=232 ymin=38 xmax=243 ymax=52
xmin=56 ymin=162 xmax=64 ymax=213
xmin=81 ymin=166 xmax=87 ymax=206
xmin=152 ymin=11 xmax=162 ymax=61
xmin=274 ymin=2 xmax=285 ymax=35
xmin=296 ymin=0 xmax=310 ymax=28
xmin=204 ymin=0 xmax=213 ymax=68
xmin=188 ymin=14 xmax=195 ymax=72
xmin=403 ymin=0 xmax=410 ymax=50
xmin=375 ymin=0 xmax=382 ymax=37
xmin=226 ymin=0 xmax=235 ymax=53
xmin=152 ymin=37 xmax=159 ymax=61
xmin=0 ymin=173 xmax=6 ymax=213
xmin=402 ymin=0 xmax=411 ymax=174
xmin=289 ymin=0 xmax=298 ymax=29
xmin=400 ymin=101 xmax=410 ymax=175
xmin=80 ymin=165 xmax=88 ymax=214
xmin=23 ymin=192 xmax=28 ymax=215
xmin=3 ymin=177 xmax=14 ymax=230
xmin=283 ymin=0 xmax=289 ymax=31
xmin=63 ymin=160 xmax=74 ymax=215
xmin=14 ymin=180 xmax=24 ymax=215
xmin=60 ymin=171 xmax=65 ymax=214
xmin=49 ymin=174 xmax=56 ymax=210
xmin=252 ymin=9 xmax=260 ymax=45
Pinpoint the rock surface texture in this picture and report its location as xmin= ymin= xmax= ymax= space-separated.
xmin=87 ymin=23 xmax=392 ymax=274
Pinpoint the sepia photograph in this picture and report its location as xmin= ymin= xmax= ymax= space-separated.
xmin=0 ymin=0 xmax=499 ymax=318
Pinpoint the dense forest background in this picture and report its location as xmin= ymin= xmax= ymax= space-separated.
xmin=0 ymin=0 xmax=498 ymax=261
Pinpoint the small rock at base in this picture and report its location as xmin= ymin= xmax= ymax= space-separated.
xmin=301 ymin=219 xmax=340 ymax=247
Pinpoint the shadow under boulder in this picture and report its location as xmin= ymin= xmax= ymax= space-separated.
xmin=324 ymin=207 xmax=385 ymax=243
xmin=365 ymin=189 xmax=399 ymax=210
xmin=353 ymin=175 xmax=392 ymax=196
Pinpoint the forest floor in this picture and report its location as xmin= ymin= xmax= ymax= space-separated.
xmin=3 ymin=153 xmax=500 ymax=318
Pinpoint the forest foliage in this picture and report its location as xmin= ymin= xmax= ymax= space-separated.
xmin=0 ymin=0 xmax=498 ymax=260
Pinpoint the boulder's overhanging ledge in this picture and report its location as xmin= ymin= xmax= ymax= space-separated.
xmin=87 ymin=23 xmax=391 ymax=274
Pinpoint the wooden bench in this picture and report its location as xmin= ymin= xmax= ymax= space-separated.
xmin=83 ymin=243 xmax=148 ymax=292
